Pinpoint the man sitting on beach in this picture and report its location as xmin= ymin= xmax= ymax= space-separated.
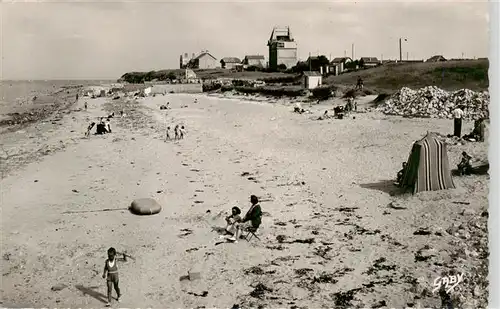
xmin=228 ymin=195 xmax=262 ymax=242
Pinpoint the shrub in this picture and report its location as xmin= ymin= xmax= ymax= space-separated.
xmin=311 ymin=86 xmax=333 ymax=99
xmin=202 ymin=83 xmax=222 ymax=92
xmin=234 ymin=86 xmax=305 ymax=97
xmin=260 ymin=76 xmax=300 ymax=84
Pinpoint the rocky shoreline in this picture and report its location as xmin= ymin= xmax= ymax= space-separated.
xmin=0 ymin=86 xmax=82 ymax=134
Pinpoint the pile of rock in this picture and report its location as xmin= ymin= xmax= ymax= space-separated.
xmin=380 ymin=86 xmax=489 ymax=120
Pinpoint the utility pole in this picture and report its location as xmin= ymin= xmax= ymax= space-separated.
xmin=399 ymin=37 xmax=407 ymax=62
xmin=407 ymin=52 xmax=409 ymax=61
xmin=351 ymin=43 xmax=354 ymax=60
xmin=309 ymin=52 xmax=311 ymax=71
xmin=344 ymin=50 xmax=347 ymax=57
xmin=399 ymin=38 xmax=402 ymax=62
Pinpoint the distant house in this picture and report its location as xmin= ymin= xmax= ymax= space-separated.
xmin=329 ymin=57 xmax=353 ymax=74
xmin=243 ymin=55 xmax=266 ymax=68
xmin=360 ymin=57 xmax=380 ymax=67
xmin=303 ymin=71 xmax=322 ymax=89
xmin=220 ymin=57 xmax=241 ymax=70
xmin=188 ymin=51 xmax=219 ymax=69
xmin=426 ymin=55 xmax=447 ymax=62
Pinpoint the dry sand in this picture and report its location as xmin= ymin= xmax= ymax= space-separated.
xmin=0 ymin=93 xmax=488 ymax=308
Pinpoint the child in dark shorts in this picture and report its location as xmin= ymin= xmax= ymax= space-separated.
xmin=102 ymin=247 xmax=121 ymax=306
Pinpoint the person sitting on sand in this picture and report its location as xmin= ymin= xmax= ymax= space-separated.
xmin=294 ymin=102 xmax=304 ymax=114
xmin=229 ymin=195 xmax=262 ymax=242
xmin=225 ymin=206 xmax=242 ymax=235
xmin=458 ymin=151 xmax=473 ymax=176
xmin=395 ymin=162 xmax=407 ymax=186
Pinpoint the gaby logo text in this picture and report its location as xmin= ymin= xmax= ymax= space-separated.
xmin=432 ymin=273 xmax=464 ymax=294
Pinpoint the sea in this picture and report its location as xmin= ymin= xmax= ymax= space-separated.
xmin=0 ymin=80 xmax=112 ymax=118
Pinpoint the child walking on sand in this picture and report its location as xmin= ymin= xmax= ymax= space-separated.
xmin=179 ymin=126 xmax=186 ymax=139
xmin=102 ymin=247 xmax=121 ymax=306
xmin=165 ymin=126 xmax=172 ymax=141
xmin=174 ymin=125 xmax=180 ymax=140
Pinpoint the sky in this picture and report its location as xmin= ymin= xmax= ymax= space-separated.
xmin=0 ymin=0 xmax=490 ymax=80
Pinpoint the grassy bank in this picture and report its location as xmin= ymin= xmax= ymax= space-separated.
xmin=324 ymin=60 xmax=489 ymax=93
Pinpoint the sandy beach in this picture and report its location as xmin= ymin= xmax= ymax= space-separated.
xmin=0 ymin=93 xmax=488 ymax=308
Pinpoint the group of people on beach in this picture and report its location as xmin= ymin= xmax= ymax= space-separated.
xmin=223 ymin=195 xmax=262 ymax=243
xmin=165 ymin=124 xmax=186 ymax=141
xmin=85 ymin=114 xmax=114 ymax=137
xmin=99 ymin=195 xmax=262 ymax=306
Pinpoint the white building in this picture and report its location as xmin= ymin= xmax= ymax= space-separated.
xmin=303 ymin=71 xmax=322 ymax=89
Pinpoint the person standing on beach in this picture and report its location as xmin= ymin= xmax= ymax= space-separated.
xmin=452 ymin=106 xmax=465 ymax=138
xmin=105 ymin=117 xmax=112 ymax=133
xmin=76 ymin=93 xmax=79 ymax=102
xmin=84 ymin=102 xmax=88 ymax=111
xmin=179 ymin=126 xmax=186 ymax=139
xmin=165 ymin=126 xmax=172 ymax=141
xmin=174 ymin=125 xmax=180 ymax=140
xmin=85 ymin=122 xmax=96 ymax=137
xmin=102 ymin=247 xmax=121 ymax=306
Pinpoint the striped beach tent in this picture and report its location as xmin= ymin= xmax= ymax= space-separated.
xmin=400 ymin=132 xmax=455 ymax=194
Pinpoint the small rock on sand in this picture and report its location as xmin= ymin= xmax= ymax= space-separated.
xmin=51 ymin=284 xmax=67 ymax=291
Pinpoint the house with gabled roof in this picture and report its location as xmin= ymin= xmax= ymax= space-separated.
xmin=329 ymin=57 xmax=353 ymax=75
xmin=426 ymin=55 xmax=447 ymax=62
xmin=220 ymin=57 xmax=242 ymax=69
xmin=359 ymin=57 xmax=380 ymax=67
xmin=188 ymin=51 xmax=219 ymax=69
xmin=243 ymin=55 xmax=266 ymax=68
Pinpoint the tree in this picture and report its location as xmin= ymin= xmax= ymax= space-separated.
xmin=306 ymin=55 xmax=330 ymax=71
xmin=277 ymin=63 xmax=287 ymax=71
xmin=292 ymin=61 xmax=309 ymax=73
xmin=167 ymin=72 xmax=177 ymax=81
xmin=358 ymin=58 xmax=365 ymax=68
